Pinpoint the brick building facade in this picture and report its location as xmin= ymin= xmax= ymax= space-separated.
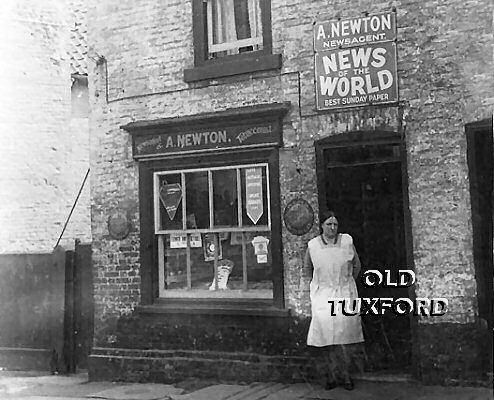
xmin=0 ymin=0 xmax=91 ymax=254
xmin=0 ymin=0 xmax=91 ymax=370
xmin=87 ymin=0 xmax=493 ymax=385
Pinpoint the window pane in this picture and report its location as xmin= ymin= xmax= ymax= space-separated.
xmin=163 ymin=235 xmax=188 ymax=290
xmin=241 ymin=166 xmax=268 ymax=227
xmin=213 ymin=168 xmax=238 ymax=227
xmin=208 ymin=0 xmax=263 ymax=57
xmin=163 ymin=233 xmax=216 ymax=291
xmin=158 ymin=174 xmax=183 ymax=230
xmin=185 ymin=171 xmax=210 ymax=229
xmin=226 ymin=231 xmax=272 ymax=296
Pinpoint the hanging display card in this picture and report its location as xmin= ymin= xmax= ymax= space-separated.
xmin=251 ymin=236 xmax=269 ymax=264
xmin=160 ymin=183 xmax=182 ymax=220
xmin=170 ymin=234 xmax=187 ymax=249
xmin=245 ymin=167 xmax=264 ymax=224
xmin=203 ymin=233 xmax=223 ymax=262
xmin=209 ymin=259 xmax=234 ymax=290
xmin=189 ymin=233 xmax=202 ymax=248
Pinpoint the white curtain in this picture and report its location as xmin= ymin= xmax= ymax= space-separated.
xmin=209 ymin=0 xmax=263 ymax=55
xmin=212 ymin=0 xmax=237 ymax=50
xmin=247 ymin=0 xmax=262 ymax=50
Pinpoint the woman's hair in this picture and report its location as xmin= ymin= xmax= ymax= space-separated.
xmin=319 ymin=210 xmax=338 ymax=233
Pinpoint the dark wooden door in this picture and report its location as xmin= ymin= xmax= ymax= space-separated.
xmin=316 ymin=133 xmax=412 ymax=373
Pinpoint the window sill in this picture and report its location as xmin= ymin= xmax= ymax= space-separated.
xmin=184 ymin=53 xmax=282 ymax=83
xmin=137 ymin=299 xmax=290 ymax=317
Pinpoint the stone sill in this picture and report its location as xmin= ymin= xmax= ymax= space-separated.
xmin=184 ymin=53 xmax=282 ymax=82
xmin=137 ymin=300 xmax=290 ymax=317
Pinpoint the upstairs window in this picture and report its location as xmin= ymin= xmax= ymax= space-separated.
xmin=185 ymin=0 xmax=281 ymax=82
xmin=206 ymin=0 xmax=263 ymax=59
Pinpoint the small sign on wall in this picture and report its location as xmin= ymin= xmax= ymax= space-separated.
xmin=314 ymin=12 xmax=398 ymax=111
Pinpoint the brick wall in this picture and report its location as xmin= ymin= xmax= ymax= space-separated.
xmin=87 ymin=0 xmax=493 ymax=384
xmin=0 ymin=0 xmax=91 ymax=254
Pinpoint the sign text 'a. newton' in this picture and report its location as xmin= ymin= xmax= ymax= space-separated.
xmin=314 ymin=12 xmax=396 ymax=51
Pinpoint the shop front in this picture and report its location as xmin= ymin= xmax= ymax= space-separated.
xmin=88 ymin=103 xmax=320 ymax=382
xmin=87 ymin=0 xmax=492 ymax=387
xmin=127 ymin=103 xmax=289 ymax=309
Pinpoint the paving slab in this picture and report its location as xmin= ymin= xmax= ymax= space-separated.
xmin=228 ymin=382 xmax=288 ymax=400
xmin=0 ymin=372 xmax=491 ymax=400
xmin=170 ymin=384 xmax=246 ymax=400
xmin=1 ymin=397 xmax=90 ymax=400
xmin=87 ymin=383 xmax=184 ymax=400
xmin=303 ymin=381 xmax=493 ymax=400
xmin=262 ymin=382 xmax=314 ymax=400
xmin=0 ymin=374 xmax=119 ymax=398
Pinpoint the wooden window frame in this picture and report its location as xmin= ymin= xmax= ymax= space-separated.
xmin=153 ymin=163 xmax=271 ymax=234
xmin=139 ymin=148 xmax=284 ymax=309
xmin=184 ymin=0 xmax=282 ymax=82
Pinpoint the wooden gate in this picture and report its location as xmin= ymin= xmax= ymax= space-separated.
xmin=63 ymin=240 xmax=93 ymax=372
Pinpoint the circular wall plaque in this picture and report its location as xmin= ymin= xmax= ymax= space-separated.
xmin=283 ymin=198 xmax=314 ymax=236
xmin=108 ymin=212 xmax=131 ymax=240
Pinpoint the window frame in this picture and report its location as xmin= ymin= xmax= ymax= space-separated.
xmin=184 ymin=0 xmax=282 ymax=82
xmin=153 ymin=162 xmax=271 ymax=234
xmin=139 ymin=148 xmax=284 ymax=309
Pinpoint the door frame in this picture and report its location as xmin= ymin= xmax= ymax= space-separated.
xmin=465 ymin=118 xmax=493 ymax=332
xmin=314 ymin=129 xmax=418 ymax=377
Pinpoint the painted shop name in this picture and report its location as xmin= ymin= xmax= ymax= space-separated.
xmin=136 ymin=130 xmax=228 ymax=152
xmin=132 ymin=123 xmax=279 ymax=158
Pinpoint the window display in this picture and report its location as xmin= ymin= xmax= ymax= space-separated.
xmin=154 ymin=163 xmax=272 ymax=298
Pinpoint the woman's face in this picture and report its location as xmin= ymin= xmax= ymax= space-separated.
xmin=322 ymin=216 xmax=338 ymax=239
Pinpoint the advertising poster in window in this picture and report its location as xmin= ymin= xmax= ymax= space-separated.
xmin=314 ymin=12 xmax=398 ymax=111
xmin=159 ymin=183 xmax=182 ymax=220
xmin=189 ymin=233 xmax=202 ymax=248
xmin=170 ymin=234 xmax=187 ymax=249
xmin=203 ymin=233 xmax=223 ymax=262
xmin=251 ymin=235 xmax=269 ymax=264
xmin=245 ymin=167 xmax=264 ymax=224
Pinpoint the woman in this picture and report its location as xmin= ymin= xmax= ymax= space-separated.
xmin=303 ymin=210 xmax=364 ymax=390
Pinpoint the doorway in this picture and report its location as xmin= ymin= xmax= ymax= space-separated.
xmin=315 ymin=131 xmax=413 ymax=373
xmin=466 ymin=119 xmax=493 ymax=375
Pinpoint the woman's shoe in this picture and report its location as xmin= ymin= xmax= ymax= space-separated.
xmin=342 ymin=377 xmax=354 ymax=390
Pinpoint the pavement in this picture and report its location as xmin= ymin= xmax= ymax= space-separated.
xmin=0 ymin=371 xmax=491 ymax=400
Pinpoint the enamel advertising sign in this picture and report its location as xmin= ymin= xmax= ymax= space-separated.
xmin=314 ymin=12 xmax=398 ymax=111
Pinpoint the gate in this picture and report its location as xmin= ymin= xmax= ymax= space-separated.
xmin=63 ymin=240 xmax=93 ymax=372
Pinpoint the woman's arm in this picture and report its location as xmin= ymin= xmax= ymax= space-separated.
xmin=352 ymin=244 xmax=361 ymax=280
xmin=302 ymin=247 xmax=313 ymax=279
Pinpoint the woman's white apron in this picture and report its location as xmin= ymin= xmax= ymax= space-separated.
xmin=307 ymin=234 xmax=364 ymax=346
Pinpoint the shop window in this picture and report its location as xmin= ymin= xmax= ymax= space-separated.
xmin=154 ymin=163 xmax=273 ymax=299
xmin=184 ymin=0 xmax=282 ymax=82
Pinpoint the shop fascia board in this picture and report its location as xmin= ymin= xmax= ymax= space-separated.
xmin=120 ymin=102 xmax=291 ymax=136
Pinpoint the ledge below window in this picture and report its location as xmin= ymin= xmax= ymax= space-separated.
xmin=137 ymin=299 xmax=290 ymax=317
xmin=184 ymin=53 xmax=282 ymax=83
